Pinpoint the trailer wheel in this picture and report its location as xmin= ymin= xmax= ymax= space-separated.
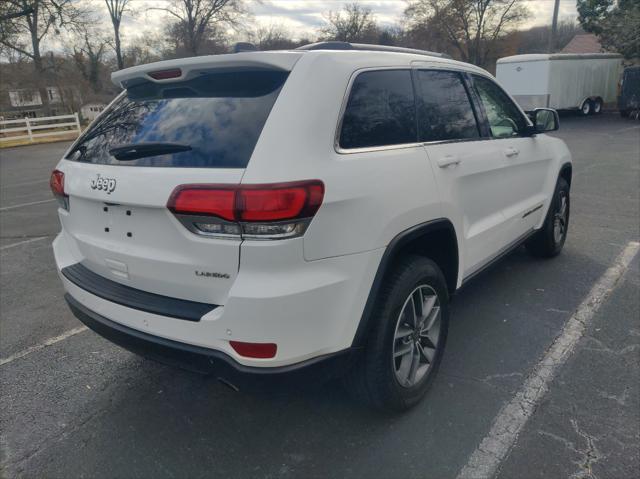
xmin=580 ymin=100 xmax=592 ymax=116
xmin=593 ymin=98 xmax=603 ymax=114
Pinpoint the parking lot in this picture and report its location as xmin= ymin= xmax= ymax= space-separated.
xmin=1 ymin=113 xmax=638 ymax=479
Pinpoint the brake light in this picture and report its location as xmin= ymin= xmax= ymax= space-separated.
xmin=230 ymin=341 xmax=277 ymax=359
xmin=167 ymin=181 xmax=324 ymax=240
xmin=50 ymin=169 xmax=69 ymax=210
xmin=239 ymin=183 xmax=324 ymax=221
xmin=170 ymin=187 xmax=236 ymax=221
xmin=148 ymin=68 xmax=182 ymax=80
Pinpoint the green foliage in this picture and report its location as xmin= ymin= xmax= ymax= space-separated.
xmin=576 ymin=0 xmax=614 ymax=35
xmin=577 ymin=0 xmax=640 ymax=58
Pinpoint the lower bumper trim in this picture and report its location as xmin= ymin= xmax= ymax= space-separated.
xmin=65 ymin=294 xmax=357 ymax=390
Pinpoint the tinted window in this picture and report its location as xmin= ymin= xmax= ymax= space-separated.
xmin=66 ymin=70 xmax=288 ymax=168
xmin=415 ymin=70 xmax=479 ymax=142
xmin=339 ymin=70 xmax=417 ymax=149
xmin=473 ymin=75 xmax=527 ymax=138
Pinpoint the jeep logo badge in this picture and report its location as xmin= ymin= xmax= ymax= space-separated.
xmin=90 ymin=174 xmax=116 ymax=194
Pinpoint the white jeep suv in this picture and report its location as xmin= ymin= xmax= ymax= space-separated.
xmin=51 ymin=42 xmax=572 ymax=411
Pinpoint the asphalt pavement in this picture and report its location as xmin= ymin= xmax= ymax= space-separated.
xmin=0 ymin=113 xmax=638 ymax=479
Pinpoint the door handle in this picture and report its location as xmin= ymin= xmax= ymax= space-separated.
xmin=437 ymin=155 xmax=461 ymax=168
xmin=504 ymin=147 xmax=520 ymax=158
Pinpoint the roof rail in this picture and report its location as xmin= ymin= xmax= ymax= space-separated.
xmin=296 ymin=41 xmax=450 ymax=59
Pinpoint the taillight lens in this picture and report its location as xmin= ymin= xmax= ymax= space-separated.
xmin=239 ymin=183 xmax=324 ymax=221
xmin=169 ymin=187 xmax=236 ymax=221
xmin=167 ymin=180 xmax=324 ymax=240
xmin=50 ymin=169 xmax=69 ymax=210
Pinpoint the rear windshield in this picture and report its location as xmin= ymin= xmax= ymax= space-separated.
xmin=66 ymin=70 xmax=288 ymax=168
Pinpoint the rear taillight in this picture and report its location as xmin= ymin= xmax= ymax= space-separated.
xmin=167 ymin=180 xmax=324 ymax=240
xmin=50 ymin=169 xmax=69 ymax=210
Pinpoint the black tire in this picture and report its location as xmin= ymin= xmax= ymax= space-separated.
xmin=592 ymin=98 xmax=603 ymax=115
xmin=580 ymin=100 xmax=592 ymax=116
xmin=526 ymin=177 xmax=570 ymax=258
xmin=345 ymin=255 xmax=449 ymax=412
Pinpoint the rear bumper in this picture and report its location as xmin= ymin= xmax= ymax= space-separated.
xmin=66 ymin=294 xmax=357 ymax=389
xmin=54 ymin=230 xmax=383 ymax=367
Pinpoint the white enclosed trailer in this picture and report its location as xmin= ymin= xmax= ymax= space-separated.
xmin=496 ymin=53 xmax=622 ymax=114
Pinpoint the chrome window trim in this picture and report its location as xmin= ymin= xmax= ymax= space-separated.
xmin=336 ymin=142 xmax=425 ymax=155
xmin=334 ymin=66 xmax=418 ymax=155
xmin=334 ymin=65 xmax=495 ymax=154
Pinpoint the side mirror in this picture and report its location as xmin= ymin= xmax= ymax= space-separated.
xmin=532 ymin=108 xmax=559 ymax=133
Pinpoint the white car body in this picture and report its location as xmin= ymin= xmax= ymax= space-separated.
xmin=52 ymin=45 xmax=572 ymax=384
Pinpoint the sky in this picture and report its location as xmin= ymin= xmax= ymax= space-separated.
xmin=117 ymin=0 xmax=580 ymax=43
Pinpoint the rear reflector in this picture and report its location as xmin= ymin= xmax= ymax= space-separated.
xmin=50 ymin=169 xmax=69 ymax=210
xmin=148 ymin=68 xmax=182 ymax=80
xmin=230 ymin=341 xmax=277 ymax=359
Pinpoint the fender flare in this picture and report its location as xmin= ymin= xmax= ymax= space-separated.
xmin=351 ymin=218 xmax=458 ymax=348
xmin=559 ymin=161 xmax=572 ymax=188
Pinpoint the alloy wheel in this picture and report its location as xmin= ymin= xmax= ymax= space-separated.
xmin=553 ymin=192 xmax=568 ymax=244
xmin=392 ymin=285 xmax=442 ymax=388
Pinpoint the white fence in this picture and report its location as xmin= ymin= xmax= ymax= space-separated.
xmin=0 ymin=113 xmax=81 ymax=143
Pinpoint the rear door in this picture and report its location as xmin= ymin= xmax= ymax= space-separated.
xmin=57 ymin=68 xmax=289 ymax=305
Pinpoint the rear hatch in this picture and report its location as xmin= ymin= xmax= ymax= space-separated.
xmin=57 ymin=58 xmax=296 ymax=305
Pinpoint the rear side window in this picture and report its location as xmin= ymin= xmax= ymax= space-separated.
xmin=65 ymin=70 xmax=288 ymax=168
xmin=339 ymin=70 xmax=417 ymax=149
xmin=414 ymin=70 xmax=479 ymax=142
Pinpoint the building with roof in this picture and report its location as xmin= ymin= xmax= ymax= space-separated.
xmin=561 ymin=34 xmax=604 ymax=54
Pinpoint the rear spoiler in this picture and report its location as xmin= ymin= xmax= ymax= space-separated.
xmin=111 ymin=51 xmax=303 ymax=89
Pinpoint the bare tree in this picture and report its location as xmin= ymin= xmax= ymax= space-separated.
xmin=104 ymin=0 xmax=131 ymax=70
xmin=405 ymin=0 xmax=530 ymax=67
xmin=321 ymin=3 xmax=378 ymax=43
xmin=511 ymin=21 xmax=584 ymax=54
xmin=249 ymin=24 xmax=305 ymax=50
xmin=152 ymin=0 xmax=246 ymax=56
xmin=123 ymin=31 xmax=168 ymax=66
xmin=71 ymin=28 xmax=109 ymax=94
xmin=0 ymin=0 xmax=84 ymax=112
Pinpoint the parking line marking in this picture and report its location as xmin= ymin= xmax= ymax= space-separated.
xmin=0 ymin=326 xmax=88 ymax=367
xmin=0 ymin=199 xmax=56 ymax=212
xmin=616 ymin=125 xmax=640 ymax=134
xmin=457 ymin=241 xmax=640 ymax=479
xmin=0 ymin=236 xmax=49 ymax=251
xmin=1 ymin=179 xmax=49 ymax=188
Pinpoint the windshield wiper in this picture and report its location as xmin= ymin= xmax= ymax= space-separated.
xmin=109 ymin=142 xmax=192 ymax=161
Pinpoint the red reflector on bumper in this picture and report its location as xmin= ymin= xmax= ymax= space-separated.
xmin=229 ymin=341 xmax=277 ymax=359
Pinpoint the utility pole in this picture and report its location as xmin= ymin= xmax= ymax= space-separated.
xmin=548 ymin=0 xmax=561 ymax=52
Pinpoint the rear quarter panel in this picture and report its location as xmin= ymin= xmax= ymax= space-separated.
xmin=242 ymin=53 xmax=443 ymax=261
